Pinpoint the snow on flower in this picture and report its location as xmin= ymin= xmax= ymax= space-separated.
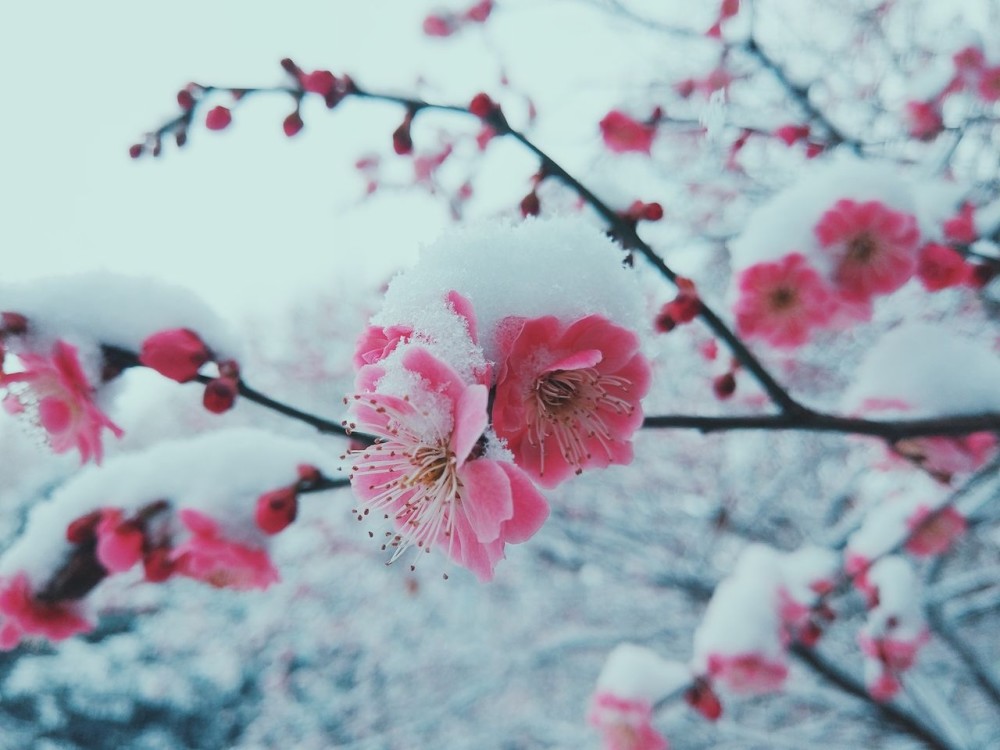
xmin=588 ymin=693 xmax=668 ymax=750
xmin=588 ymin=644 xmax=687 ymax=750
xmin=345 ymin=345 xmax=548 ymax=581
xmin=857 ymin=556 xmax=929 ymax=700
xmin=814 ymin=199 xmax=921 ymax=303
xmin=0 ymin=572 xmax=93 ymax=650
xmin=1 ymin=340 xmax=123 ymax=464
xmin=692 ymin=545 xmax=789 ymax=694
xmin=492 ymin=314 xmax=651 ymax=488
xmin=170 ymin=509 xmax=279 ymax=590
xmin=734 ymin=253 xmax=835 ymax=348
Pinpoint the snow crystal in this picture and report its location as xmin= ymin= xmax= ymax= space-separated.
xmin=373 ymin=217 xmax=647 ymax=365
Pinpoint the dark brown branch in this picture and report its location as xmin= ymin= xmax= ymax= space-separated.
xmin=790 ymin=644 xmax=954 ymax=750
xmin=642 ymin=411 xmax=1000 ymax=440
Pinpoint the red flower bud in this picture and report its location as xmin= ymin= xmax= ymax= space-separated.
xmin=66 ymin=510 xmax=104 ymax=544
xmin=177 ymin=89 xmax=195 ymax=111
xmin=1 ymin=312 xmax=28 ymax=334
xmin=300 ymin=69 xmax=337 ymax=97
xmin=469 ymin=92 xmax=496 ymax=118
xmin=203 ymin=376 xmax=238 ymax=414
xmin=255 ymin=487 xmax=299 ymax=535
xmin=128 ymin=143 xmax=144 ymax=159
xmin=685 ymin=679 xmax=723 ymax=721
xmin=140 ymin=328 xmax=211 ymax=383
xmin=713 ymin=372 xmax=737 ymax=400
xmin=520 ymin=191 xmax=540 ymax=217
xmin=205 ymin=106 xmax=232 ymax=131
xmin=423 ymin=14 xmax=454 ymax=37
xmin=283 ymin=111 xmax=304 ymax=137
xmin=464 ymin=0 xmax=493 ymax=22
xmin=393 ymin=120 xmax=413 ymax=155
xmin=143 ymin=547 xmax=176 ymax=583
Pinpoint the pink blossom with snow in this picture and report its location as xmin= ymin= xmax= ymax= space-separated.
xmin=346 ymin=346 xmax=549 ymax=581
xmin=492 ymin=314 xmax=651 ymax=488
xmin=95 ymin=509 xmax=146 ymax=573
xmin=0 ymin=573 xmax=92 ymax=650
xmin=904 ymin=505 xmax=967 ymax=557
xmin=171 ymin=509 xmax=280 ymax=590
xmin=734 ymin=253 xmax=835 ymax=348
xmin=705 ymin=652 xmax=788 ymax=694
xmin=1 ymin=340 xmax=123 ymax=464
xmin=588 ymin=693 xmax=669 ymax=750
xmin=814 ymin=199 xmax=921 ymax=303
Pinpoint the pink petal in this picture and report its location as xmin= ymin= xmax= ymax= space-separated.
xmin=543 ymin=348 xmax=603 ymax=373
xmin=401 ymin=346 xmax=465 ymax=406
xmin=37 ymin=396 xmax=72 ymax=434
xmin=451 ymin=384 xmax=488 ymax=463
xmin=446 ymin=290 xmax=479 ymax=344
xmin=498 ymin=462 xmax=549 ymax=543
xmin=459 ymin=459 xmax=514 ymax=543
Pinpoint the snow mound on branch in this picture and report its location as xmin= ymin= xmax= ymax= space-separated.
xmin=843 ymin=323 xmax=1000 ymax=415
xmin=0 ymin=428 xmax=333 ymax=586
xmin=730 ymin=158 xmax=916 ymax=270
xmin=374 ymin=217 xmax=646 ymax=364
xmin=595 ymin=643 xmax=689 ymax=702
xmin=0 ymin=272 xmax=240 ymax=359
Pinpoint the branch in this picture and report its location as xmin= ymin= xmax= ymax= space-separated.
xmin=642 ymin=411 xmax=1000 ymax=440
xmin=790 ymin=644 xmax=954 ymax=750
xmin=136 ymin=70 xmax=806 ymax=416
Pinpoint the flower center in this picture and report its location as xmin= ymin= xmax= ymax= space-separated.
xmin=847 ymin=232 xmax=878 ymax=264
xmin=529 ymin=367 xmax=634 ymax=476
xmin=768 ymin=285 xmax=797 ymax=311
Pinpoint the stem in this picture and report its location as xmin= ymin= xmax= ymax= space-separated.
xmin=790 ymin=644 xmax=954 ymax=750
xmin=642 ymin=411 xmax=1000 ymax=440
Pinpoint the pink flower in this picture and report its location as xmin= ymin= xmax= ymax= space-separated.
xmin=895 ymin=432 xmax=996 ymax=480
xmin=774 ymin=124 xmax=810 ymax=146
xmin=0 ymin=573 xmax=92 ymax=649
xmin=706 ymin=652 xmax=788 ymax=694
xmin=139 ymin=328 xmax=211 ymax=383
xmin=599 ymin=111 xmax=657 ymax=154
xmin=905 ymin=505 xmax=967 ymax=557
xmin=977 ymin=65 xmax=1000 ymax=102
xmin=1 ymin=340 xmax=123 ymax=464
xmin=865 ymin=662 xmax=902 ymax=702
xmin=917 ymin=243 xmax=971 ymax=290
xmin=943 ymin=203 xmax=977 ymax=244
xmin=588 ymin=693 xmax=669 ymax=750
xmin=492 ymin=315 xmax=651 ymax=488
xmin=171 ymin=509 xmax=279 ymax=590
xmin=96 ymin=509 xmax=145 ymax=573
xmin=814 ymin=199 xmax=921 ymax=302
xmin=352 ymin=324 xmax=413 ymax=369
xmin=859 ymin=631 xmax=928 ymax=672
xmin=904 ymin=101 xmax=943 ymax=140
xmin=346 ymin=346 xmax=549 ymax=581
xmin=734 ymin=253 xmax=835 ymax=348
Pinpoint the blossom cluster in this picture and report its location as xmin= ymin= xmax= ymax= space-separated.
xmin=730 ymin=162 xmax=992 ymax=350
xmin=342 ymin=218 xmax=652 ymax=580
xmin=0 ymin=430 xmax=327 ymax=650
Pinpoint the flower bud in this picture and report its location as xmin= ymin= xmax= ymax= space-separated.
xmin=140 ymin=328 xmax=211 ymax=383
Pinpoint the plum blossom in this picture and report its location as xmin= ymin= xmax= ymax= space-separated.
xmin=904 ymin=505 xmax=967 ymax=557
xmin=599 ymin=111 xmax=657 ymax=154
xmin=1 ymin=340 xmax=123 ymax=464
xmin=492 ymin=314 xmax=651 ymax=488
xmin=353 ymin=323 xmax=413 ymax=369
xmin=734 ymin=253 xmax=835 ymax=348
xmin=139 ymin=327 xmax=212 ymax=382
xmin=814 ymin=199 xmax=921 ymax=302
xmin=588 ymin=693 xmax=668 ymax=750
xmin=705 ymin=652 xmax=788 ymax=694
xmin=171 ymin=509 xmax=279 ymax=590
xmin=0 ymin=573 xmax=92 ymax=650
xmin=346 ymin=346 xmax=548 ymax=581
xmin=95 ymin=509 xmax=146 ymax=573
xmin=916 ymin=243 xmax=971 ymax=291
